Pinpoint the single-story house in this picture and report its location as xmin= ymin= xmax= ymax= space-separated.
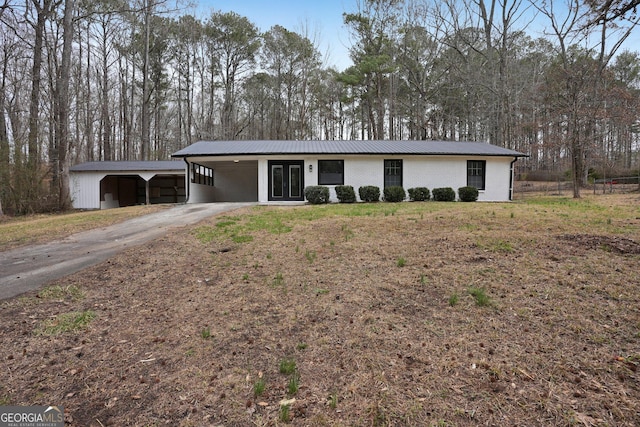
xmin=171 ymin=140 xmax=526 ymax=203
xmin=69 ymin=161 xmax=186 ymax=209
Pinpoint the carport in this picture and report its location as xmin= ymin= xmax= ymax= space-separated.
xmin=184 ymin=158 xmax=259 ymax=203
xmin=70 ymin=161 xmax=186 ymax=209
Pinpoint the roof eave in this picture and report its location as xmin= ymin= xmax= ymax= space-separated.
xmin=172 ymin=152 xmax=527 ymax=158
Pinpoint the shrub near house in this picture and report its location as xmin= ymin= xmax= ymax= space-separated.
xmin=358 ymin=186 xmax=381 ymax=202
xmin=304 ymin=186 xmax=330 ymax=204
xmin=432 ymin=187 xmax=456 ymax=202
xmin=383 ymin=186 xmax=406 ymax=202
xmin=335 ymin=185 xmax=356 ymax=203
xmin=408 ymin=187 xmax=430 ymax=201
xmin=458 ymin=186 xmax=479 ymax=202
xmin=307 ymin=184 xmax=479 ymax=204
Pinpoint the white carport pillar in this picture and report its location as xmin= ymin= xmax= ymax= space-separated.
xmin=139 ymin=172 xmax=157 ymax=205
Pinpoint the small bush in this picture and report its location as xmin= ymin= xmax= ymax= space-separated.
xmin=408 ymin=187 xmax=430 ymax=201
xmin=383 ymin=186 xmax=406 ymax=202
xmin=335 ymin=185 xmax=356 ymax=203
xmin=358 ymin=185 xmax=380 ymax=202
xmin=432 ymin=187 xmax=456 ymax=202
xmin=458 ymin=186 xmax=479 ymax=202
xmin=304 ymin=186 xmax=329 ymax=204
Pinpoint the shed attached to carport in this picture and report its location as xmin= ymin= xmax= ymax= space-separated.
xmin=69 ymin=161 xmax=186 ymax=209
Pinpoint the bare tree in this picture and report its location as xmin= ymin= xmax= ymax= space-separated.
xmin=584 ymin=0 xmax=640 ymax=25
xmin=49 ymin=0 xmax=74 ymax=210
xmin=208 ymin=11 xmax=260 ymax=140
xmin=535 ymin=0 xmax=639 ymax=197
xmin=261 ymin=25 xmax=321 ymax=139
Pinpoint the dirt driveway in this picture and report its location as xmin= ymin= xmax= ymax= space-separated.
xmin=0 ymin=203 xmax=254 ymax=300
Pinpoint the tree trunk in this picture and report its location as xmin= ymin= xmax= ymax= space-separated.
xmin=101 ymin=19 xmax=112 ymax=160
xmin=0 ymin=44 xmax=9 ymax=216
xmin=141 ymin=0 xmax=151 ymax=161
xmin=53 ymin=0 xmax=74 ymax=210
xmin=28 ymin=0 xmax=53 ymax=169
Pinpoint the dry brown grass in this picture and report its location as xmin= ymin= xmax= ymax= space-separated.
xmin=0 ymin=204 xmax=170 ymax=251
xmin=1 ymin=193 xmax=639 ymax=426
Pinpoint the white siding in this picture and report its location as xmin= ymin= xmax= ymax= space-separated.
xmin=70 ymin=172 xmax=103 ymax=209
xmin=70 ymin=169 xmax=186 ymax=209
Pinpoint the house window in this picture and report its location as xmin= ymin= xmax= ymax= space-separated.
xmin=384 ymin=159 xmax=402 ymax=188
xmin=467 ymin=160 xmax=486 ymax=190
xmin=191 ymin=163 xmax=214 ymax=186
xmin=318 ymin=160 xmax=344 ymax=185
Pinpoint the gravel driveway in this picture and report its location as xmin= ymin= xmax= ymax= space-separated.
xmin=0 ymin=203 xmax=254 ymax=300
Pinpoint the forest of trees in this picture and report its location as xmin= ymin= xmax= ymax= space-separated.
xmin=0 ymin=0 xmax=639 ymax=214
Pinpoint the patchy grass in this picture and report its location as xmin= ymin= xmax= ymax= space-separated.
xmin=279 ymin=358 xmax=297 ymax=375
xmin=36 ymin=284 xmax=84 ymax=301
xmin=34 ymin=310 xmax=96 ymax=335
xmin=253 ymin=376 xmax=267 ymax=397
xmin=468 ymin=286 xmax=492 ymax=307
xmin=1 ymin=193 xmax=639 ymax=426
xmin=0 ymin=205 xmax=170 ymax=251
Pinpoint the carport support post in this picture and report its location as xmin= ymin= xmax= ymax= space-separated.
xmin=138 ymin=172 xmax=159 ymax=206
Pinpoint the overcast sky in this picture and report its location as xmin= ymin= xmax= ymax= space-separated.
xmin=193 ymin=0 xmax=640 ymax=72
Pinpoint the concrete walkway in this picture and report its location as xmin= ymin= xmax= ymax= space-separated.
xmin=0 ymin=203 xmax=254 ymax=300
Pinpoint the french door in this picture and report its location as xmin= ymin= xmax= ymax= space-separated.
xmin=268 ymin=160 xmax=304 ymax=201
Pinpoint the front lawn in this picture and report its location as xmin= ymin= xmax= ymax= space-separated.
xmin=1 ymin=194 xmax=639 ymax=426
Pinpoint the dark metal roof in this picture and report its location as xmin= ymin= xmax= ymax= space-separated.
xmin=70 ymin=161 xmax=185 ymax=172
xmin=172 ymin=140 xmax=527 ymax=158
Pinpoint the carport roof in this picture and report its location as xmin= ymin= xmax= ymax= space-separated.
xmin=172 ymin=140 xmax=527 ymax=158
xmin=70 ymin=161 xmax=185 ymax=172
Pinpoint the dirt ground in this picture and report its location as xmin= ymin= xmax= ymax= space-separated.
xmin=1 ymin=194 xmax=639 ymax=426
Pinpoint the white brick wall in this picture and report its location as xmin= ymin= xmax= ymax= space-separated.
xmin=307 ymin=155 xmax=514 ymax=202
xmin=192 ymin=154 xmax=516 ymax=204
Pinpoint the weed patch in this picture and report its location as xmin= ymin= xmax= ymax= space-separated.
xmin=305 ymin=249 xmax=317 ymax=263
xmin=272 ymin=272 xmax=284 ymax=287
xmin=448 ymin=293 xmax=459 ymax=306
xmin=34 ymin=310 xmax=96 ymax=335
xmin=253 ymin=377 xmax=266 ymax=397
xmin=37 ymin=284 xmax=83 ymax=301
xmin=279 ymin=358 xmax=296 ymax=375
xmin=287 ymin=372 xmax=300 ymax=395
xmin=279 ymin=404 xmax=291 ymax=423
xmin=468 ymin=287 xmax=491 ymax=307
